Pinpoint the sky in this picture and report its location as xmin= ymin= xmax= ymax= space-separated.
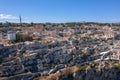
xmin=0 ymin=0 xmax=120 ymax=23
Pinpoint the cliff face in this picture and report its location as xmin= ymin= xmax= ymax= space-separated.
xmin=73 ymin=68 xmax=120 ymax=80
xmin=57 ymin=67 xmax=120 ymax=80
xmin=56 ymin=62 xmax=120 ymax=80
xmin=33 ymin=60 xmax=120 ymax=80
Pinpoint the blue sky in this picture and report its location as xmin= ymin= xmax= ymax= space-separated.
xmin=0 ymin=0 xmax=120 ymax=23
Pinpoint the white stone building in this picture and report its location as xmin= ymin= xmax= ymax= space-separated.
xmin=7 ymin=31 xmax=16 ymax=40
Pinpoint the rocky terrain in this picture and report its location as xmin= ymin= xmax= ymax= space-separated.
xmin=0 ymin=23 xmax=120 ymax=80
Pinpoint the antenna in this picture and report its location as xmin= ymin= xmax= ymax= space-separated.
xmin=19 ymin=15 xmax=22 ymax=27
xmin=19 ymin=15 xmax=22 ymax=42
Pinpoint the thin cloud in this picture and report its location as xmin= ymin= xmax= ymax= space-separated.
xmin=110 ymin=18 xmax=120 ymax=23
xmin=0 ymin=14 xmax=18 ymax=19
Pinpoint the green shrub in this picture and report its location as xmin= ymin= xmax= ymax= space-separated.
xmin=77 ymin=64 xmax=87 ymax=71
xmin=115 ymin=64 xmax=120 ymax=70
